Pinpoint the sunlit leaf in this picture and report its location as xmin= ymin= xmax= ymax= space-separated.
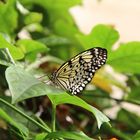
xmin=24 ymin=12 xmax=43 ymax=25
xmin=0 ymin=35 xmax=24 ymax=60
xmin=16 ymin=39 xmax=48 ymax=61
xmin=16 ymin=39 xmax=48 ymax=54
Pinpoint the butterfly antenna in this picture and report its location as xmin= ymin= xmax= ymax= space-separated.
xmin=37 ymin=74 xmax=48 ymax=80
xmin=37 ymin=74 xmax=51 ymax=84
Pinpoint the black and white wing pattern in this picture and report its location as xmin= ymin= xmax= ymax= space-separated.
xmin=50 ymin=47 xmax=107 ymax=95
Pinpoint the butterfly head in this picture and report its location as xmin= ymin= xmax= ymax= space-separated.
xmin=50 ymin=71 xmax=57 ymax=84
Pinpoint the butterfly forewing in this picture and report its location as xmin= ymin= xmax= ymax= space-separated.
xmin=51 ymin=47 xmax=107 ymax=94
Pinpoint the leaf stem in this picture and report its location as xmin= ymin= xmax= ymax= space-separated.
xmin=0 ymin=98 xmax=51 ymax=133
xmin=52 ymin=104 xmax=56 ymax=132
xmin=5 ymin=48 xmax=16 ymax=65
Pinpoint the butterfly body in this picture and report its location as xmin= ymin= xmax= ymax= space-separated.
xmin=50 ymin=47 xmax=107 ymax=95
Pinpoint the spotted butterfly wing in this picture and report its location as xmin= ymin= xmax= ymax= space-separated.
xmin=51 ymin=47 xmax=107 ymax=94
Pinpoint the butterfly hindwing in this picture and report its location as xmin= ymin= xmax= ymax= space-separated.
xmin=51 ymin=47 xmax=107 ymax=94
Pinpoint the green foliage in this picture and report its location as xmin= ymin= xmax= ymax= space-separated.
xmin=16 ymin=39 xmax=49 ymax=61
xmin=0 ymin=108 xmax=29 ymax=137
xmin=117 ymin=109 xmax=140 ymax=132
xmin=108 ymin=42 xmax=140 ymax=73
xmin=132 ymin=131 xmax=140 ymax=140
xmin=126 ymin=86 xmax=140 ymax=104
xmin=0 ymin=0 xmax=140 ymax=140
xmin=0 ymin=0 xmax=18 ymax=34
xmin=24 ymin=12 xmax=43 ymax=25
xmin=76 ymin=24 xmax=119 ymax=50
xmin=0 ymin=35 xmax=24 ymax=60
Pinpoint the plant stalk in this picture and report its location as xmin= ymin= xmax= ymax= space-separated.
xmin=52 ymin=104 xmax=56 ymax=132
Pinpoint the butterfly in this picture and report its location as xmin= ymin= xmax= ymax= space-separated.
xmin=50 ymin=47 xmax=107 ymax=95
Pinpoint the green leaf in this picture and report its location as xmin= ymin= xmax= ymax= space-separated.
xmin=132 ymin=130 xmax=140 ymax=140
xmin=117 ymin=108 xmax=140 ymax=132
xmin=0 ymin=0 xmax=18 ymax=34
xmin=5 ymin=65 xmax=110 ymax=129
xmin=0 ymin=108 xmax=29 ymax=137
xmin=108 ymin=42 xmax=140 ymax=73
xmin=5 ymin=65 xmax=61 ymax=104
xmin=35 ymin=133 xmax=47 ymax=140
xmin=101 ymin=123 xmax=131 ymax=140
xmin=24 ymin=12 xmax=43 ymax=25
xmin=16 ymin=39 xmax=48 ymax=53
xmin=126 ymin=86 xmax=140 ymax=105
xmin=48 ymin=93 xmax=110 ymax=129
xmin=45 ymin=131 xmax=94 ymax=140
xmin=16 ymin=39 xmax=49 ymax=61
xmin=0 ymin=34 xmax=24 ymax=60
xmin=38 ymin=36 xmax=71 ymax=47
xmin=76 ymin=24 xmax=119 ymax=50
